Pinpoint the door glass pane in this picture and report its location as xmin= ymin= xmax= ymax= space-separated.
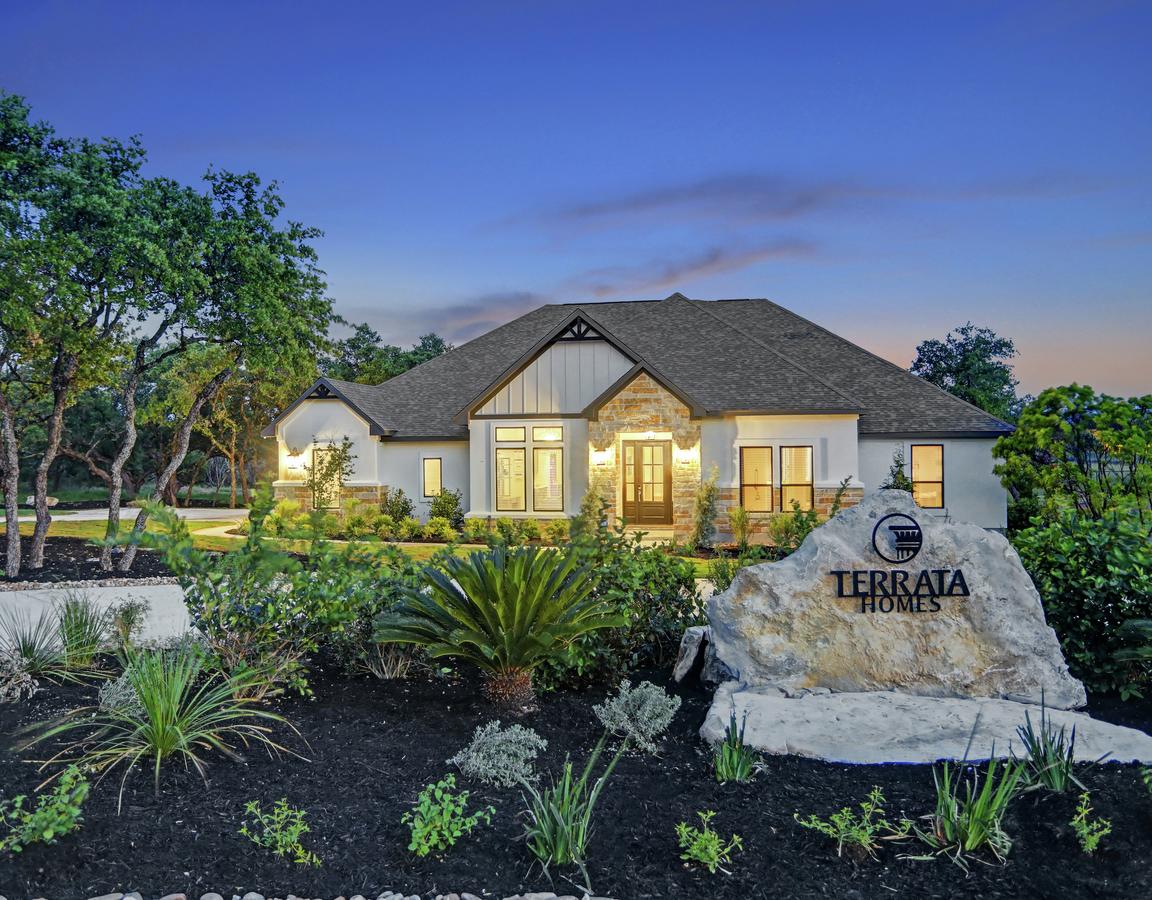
xmin=495 ymin=448 xmax=526 ymax=511
xmin=533 ymin=447 xmax=563 ymax=512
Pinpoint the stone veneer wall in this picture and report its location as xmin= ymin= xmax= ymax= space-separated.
xmin=273 ymin=483 xmax=386 ymax=509
xmin=587 ymin=372 xmax=701 ymax=542
xmin=715 ymin=486 xmax=865 ymax=542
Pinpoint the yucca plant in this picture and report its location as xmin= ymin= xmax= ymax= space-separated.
xmin=56 ymin=594 xmax=112 ymax=671
xmin=374 ymin=546 xmax=624 ymax=708
xmin=24 ymin=646 xmax=297 ymax=811
xmin=915 ymin=756 xmax=1025 ymax=866
xmin=714 ymin=710 xmax=756 ymax=783
xmin=0 ymin=609 xmax=66 ymax=679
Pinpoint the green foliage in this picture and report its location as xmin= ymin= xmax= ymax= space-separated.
xmin=708 ymin=548 xmax=770 ymax=594
xmin=402 ymin=775 xmax=493 ymax=858
xmin=422 ymin=516 xmax=458 ymax=542
xmin=0 ymin=609 xmax=68 ymax=681
xmin=1070 ymin=792 xmax=1111 ymax=854
xmin=381 ymin=486 xmax=415 ymax=522
xmin=880 ymin=448 xmax=914 ymax=493
xmin=523 ymin=681 xmax=679 ymax=873
xmin=690 ymin=465 xmax=721 ymax=550
xmin=240 ymin=798 xmax=321 ymax=866
xmin=55 ymin=595 xmax=111 ymax=670
xmin=796 ymin=787 xmax=908 ymax=859
xmin=109 ymin=597 xmax=150 ymax=650
xmin=374 ymin=546 xmax=623 ymax=706
xmin=26 ymin=647 xmax=291 ymax=811
xmin=0 ymin=765 xmax=89 ymax=854
xmin=995 ymin=385 xmax=1152 ymax=524
xmin=494 ymin=516 xmax=521 ymax=545
xmin=1014 ymin=511 xmax=1152 ymax=697
xmin=714 ymin=711 xmax=756 ymax=784
xmin=319 ymin=323 xmax=449 ymax=385
xmin=545 ymin=518 xmax=570 ymax=545
xmin=768 ymin=500 xmax=819 ymax=555
xmin=428 ymin=487 xmax=465 ymax=530
xmin=463 ymin=518 xmax=491 ymax=544
xmin=915 ymin=758 xmax=1025 ymax=865
xmin=728 ymin=506 xmax=750 ymax=550
xmin=910 ymin=322 xmax=1021 ymax=421
xmin=1015 ymin=703 xmax=1084 ymax=792
xmin=303 ymin=437 xmax=355 ymax=511
xmin=397 ymin=516 xmax=422 ymax=541
xmin=676 ymin=810 xmax=744 ymax=874
xmin=1116 ymin=618 xmax=1152 ymax=666
xmin=450 ymin=720 xmax=548 ymax=788
xmin=265 ymin=499 xmax=304 ymax=536
xmin=374 ymin=513 xmax=398 ymax=540
xmin=569 ymin=476 xmax=607 ymax=542
xmin=518 ymin=518 xmax=542 ymax=542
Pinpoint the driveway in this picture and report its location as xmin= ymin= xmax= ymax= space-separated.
xmin=16 ymin=506 xmax=249 ymax=522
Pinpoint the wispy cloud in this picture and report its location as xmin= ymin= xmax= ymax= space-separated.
xmin=570 ymin=238 xmax=818 ymax=297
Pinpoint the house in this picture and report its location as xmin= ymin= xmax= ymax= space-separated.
xmin=265 ymin=293 xmax=1013 ymax=539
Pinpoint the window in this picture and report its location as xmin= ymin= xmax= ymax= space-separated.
xmin=422 ymin=457 xmax=442 ymax=497
xmin=739 ymin=446 xmax=773 ymax=512
xmin=495 ymin=447 xmax=526 ymax=511
xmin=495 ymin=426 xmax=526 ymax=442
xmin=532 ymin=425 xmax=563 ymax=442
xmin=780 ymin=445 xmax=814 ymax=511
xmin=533 ymin=447 xmax=563 ymax=511
xmin=911 ymin=444 xmax=944 ymax=508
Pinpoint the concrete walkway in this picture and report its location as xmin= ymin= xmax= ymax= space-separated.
xmin=16 ymin=506 xmax=248 ymax=522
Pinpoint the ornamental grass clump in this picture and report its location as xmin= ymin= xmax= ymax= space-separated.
xmin=374 ymin=545 xmax=624 ymax=709
xmin=522 ymin=681 xmax=680 ymax=875
xmin=24 ymin=646 xmax=297 ymax=810
xmin=449 ymin=720 xmax=548 ymax=788
xmin=55 ymin=594 xmax=112 ymax=671
xmin=913 ymin=757 xmax=1025 ymax=866
xmin=714 ymin=710 xmax=756 ymax=783
xmin=1014 ymin=702 xmax=1088 ymax=792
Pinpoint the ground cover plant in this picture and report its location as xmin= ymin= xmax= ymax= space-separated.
xmin=795 ymin=786 xmax=908 ymax=859
xmin=240 ymin=798 xmax=322 ymax=866
xmin=1070 ymin=792 xmax=1111 ymax=854
xmin=0 ymin=765 xmax=89 ymax=853
xmin=676 ymin=809 xmax=743 ymax=874
xmin=402 ymin=775 xmax=493 ymax=858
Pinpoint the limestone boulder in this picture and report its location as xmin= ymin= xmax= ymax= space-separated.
xmin=708 ymin=490 xmax=1086 ymax=709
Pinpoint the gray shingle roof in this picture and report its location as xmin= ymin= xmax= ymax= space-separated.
xmin=290 ymin=295 xmax=1013 ymax=439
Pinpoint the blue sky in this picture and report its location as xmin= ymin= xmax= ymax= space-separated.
xmin=5 ymin=0 xmax=1150 ymax=394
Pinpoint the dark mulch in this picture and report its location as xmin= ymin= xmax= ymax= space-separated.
xmin=2 ymin=668 xmax=1150 ymax=900
xmin=0 ymin=537 xmax=173 ymax=584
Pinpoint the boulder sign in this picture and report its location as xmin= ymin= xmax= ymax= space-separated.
xmin=708 ymin=490 xmax=1086 ymax=709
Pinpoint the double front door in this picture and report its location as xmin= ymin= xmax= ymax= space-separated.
xmin=621 ymin=440 xmax=673 ymax=526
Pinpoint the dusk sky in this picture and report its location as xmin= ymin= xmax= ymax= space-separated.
xmin=5 ymin=1 xmax=1150 ymax=396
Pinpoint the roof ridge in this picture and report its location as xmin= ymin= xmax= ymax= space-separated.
xmin=746 ymin=298 xmax=1014 ymax=430
xmin=684 ymin=297 xmax=865 ymax=410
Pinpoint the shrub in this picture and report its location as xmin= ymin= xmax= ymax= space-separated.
xmin=423 ymin=516 xmax=458 ymax=543
xmin=523 ymin=681 xmax=679 ymax=873
xmin=265 ymin=498 xmax=302 ymax=536
xmin=375 ymin=546 xmax=623 ymax=708
xmin=0 ymin=654 xmax=38 ymax=704
xmin=343 ymin=502 xmax=379 ymax=540
xmin=402 ymin=775 xmax=493 ymax=858
xmin=0 ymin=765 xmax=89 ymax=853
xmin=518 ymin=518 xmax=542 ymax=542
xmin=1014 ymin=703 xmax=1084 ymax=792
xmin=880 ymin=448 xmax=914 ymax=492
xmin=768 ymin=500 xmax=819 ymax=555
xmin=462 ymin=518 xmax=491 ymax=544
xmin=494 ymin=517 xmax=520 ymax=545
xmin=27 ymin=647 xmax=293 ymax=810
xmin=396 ymin=516 xmax=423 ymax=541
xmin=374 ymin=513 xmax=398 ymax=540
xmin=796 ymin=786 xmax=908 ymax=859
xmin=381 ymin=486 xmax=415 ymax=522
xmin=676 ymin=810 xmax=743 ymax=874
xmin=450 ymin=720 xmax=547 ymax=788
xmin=240 ymin=798 xmax=321 ymax=866
xmin=714 ymin=710 xmax=756 ymax=783
xmin=109 ymin=597 xmax=150 ymax=650
xmin=55 ymin=594 xmax=110 ymax=671
xmin=728 ymin=506 xmax=750 ymax=551
xmin=708 ymin=553 xmax=741 ymax=594
xmin=544 ymin=518 xmax=570 ymax=545
xmin=1070 ymin=792 xmax=1111 ymax=854
xmin=689 ymin=465 xmax=721 ymax=550
xmin=428 ymin=487 xmax=465 ymax=530
xmin=914 ymin=758 xmax=1024 ymax=865
xmin=1014 ymin=511 xmax=1152 ymax=697
xmin=97 ymin=671 xmax=145 ymax=720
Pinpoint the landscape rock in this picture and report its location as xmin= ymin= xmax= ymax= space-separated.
xmin=672 ymin=625 xmax=734 ymax=686
xmin=708 ymin=490 xmax=1086 ymax=708
xmin=703 ymin=681 xmax=1152 ymax=764
xmin=200 ymin=894 xmax=225 ymax=900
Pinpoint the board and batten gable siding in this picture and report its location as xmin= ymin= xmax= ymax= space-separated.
xmin=276 ymin=398 xmax=379 ymax=484
xmin=858 ymin=436 xmax=1007 ymax=529
xmin=475 ymin=340 xmax=633 ymax=416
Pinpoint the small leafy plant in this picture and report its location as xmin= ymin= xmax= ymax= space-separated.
xmin=1069 ymin=792 xmax=1111 ymax=854
xmin=714 ymin=710 xmax=756 ymax=783
xmin=450 ymin=720 xmax=548 ymax=788
xmin=402 ymin=774 xmax=493 ymax=857
xmin=0 ymin=765 xmax=89 ymax=853
xmin=676 ymin=810 xmax=743 ymax=874
xmin=240 ymin=798 xmax=321 ymax=866
xmin=796 ymin=786 xmax=908 ymax=859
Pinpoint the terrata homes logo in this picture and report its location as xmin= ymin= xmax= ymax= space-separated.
xmin=831 ymin=512 xmax=970 ymax=614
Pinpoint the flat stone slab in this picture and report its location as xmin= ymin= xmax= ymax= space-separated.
xmin=702 ymin=682 xmax=1152 ymax=764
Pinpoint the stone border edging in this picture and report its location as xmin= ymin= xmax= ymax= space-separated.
xmin=0 ymin=576 xmax=180 ymax=593
xmin=12 ymin=890 xmax=617 ymax=900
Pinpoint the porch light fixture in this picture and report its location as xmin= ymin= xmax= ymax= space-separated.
xmin=673 ymin=442 xmax=700 ymax=465
xmin=590 ymin=447 xmax=613 ymax=467
xmin=284 ymin=446 xmax=306 ymax=474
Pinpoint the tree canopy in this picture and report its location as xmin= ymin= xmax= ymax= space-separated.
xmin=910 ymin=323 xmax=1021 ymax=421
xmin=320 ymin=323 xmax=450 ymax=384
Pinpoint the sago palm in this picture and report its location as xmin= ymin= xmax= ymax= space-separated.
xmin=374 ymin=545 xmax=623 ymax=708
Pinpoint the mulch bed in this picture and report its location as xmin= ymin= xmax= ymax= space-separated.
xmin=2 ymin=665 xmax=1150 ymax=899
xmin=0 ymin=537 xmax=173 ymax=585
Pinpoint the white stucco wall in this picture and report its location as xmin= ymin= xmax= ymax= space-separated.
xmin=858 ymin=436 xmax=1006 ymax=528
xmin=467 ymin=418 xmax=587 ymax=518
xmin=377 ymin=440 xmax=470 ymax=520
xmin=275 ymin=398 xmax=378 ymax=484
xmin=701 ymin=414 xmax=863 ymax=490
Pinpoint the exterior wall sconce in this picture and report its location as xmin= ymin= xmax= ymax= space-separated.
xmin=284 ymin=446 xmax=306 ymax=476
xmin=673 ymin=442 xmax=700 ymax=466
xmin=590 ymin=447 xmax=613 ymax=467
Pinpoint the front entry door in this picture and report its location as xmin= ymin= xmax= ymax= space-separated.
xmin=622 ymin=440 xmax=673 ymax=526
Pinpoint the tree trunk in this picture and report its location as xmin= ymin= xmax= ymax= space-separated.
xmin=228 ymin=443 xmax=237 ymax=507
xmin=118 ymin=367 xmax=232 ymax=571
xmin=1 ymin=401 xmax=21 ymax=578
xmin=239 ymin=451 xmax=251 ymax=506
xmin=29 ymin=354 xmax=79 ymax=568
xmin=101 ymin=372 xmax=140 ymax=570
